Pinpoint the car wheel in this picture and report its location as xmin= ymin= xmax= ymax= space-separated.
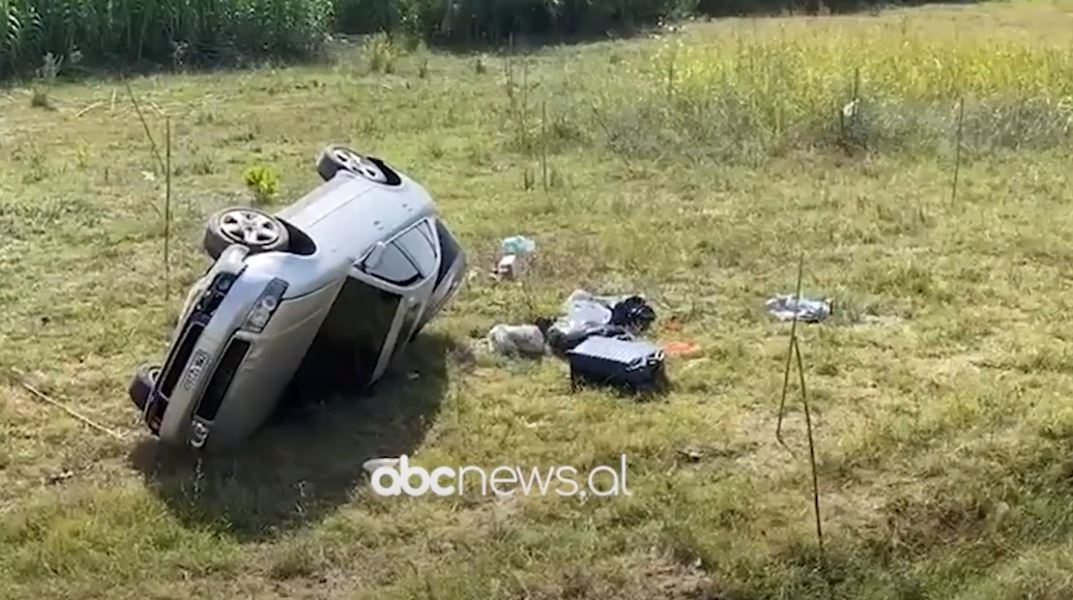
xmin=129 ymin=364 xmax=161 ymax=411
xmin=317 ymin=145 xmax=401 ymax=185
xmin=203 ymin=206 xmax=290 ymax=259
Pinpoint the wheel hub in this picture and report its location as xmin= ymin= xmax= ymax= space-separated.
xmin=333 ymin=148 xmax=387 ymax=182
xmin=219 ymin=210 xmax=280 ymax=247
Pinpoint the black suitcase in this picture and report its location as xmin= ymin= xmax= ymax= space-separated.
xmin=566 ymin=336 xmax=666 ymax=393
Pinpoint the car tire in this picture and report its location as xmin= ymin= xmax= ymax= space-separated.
xmin=317 ymin=145 xmax=401 ymax=186
xmin=203 ymin=206 xmax=290 ymax=259
xmin=129 ymin=364 xmax=160 ymax=411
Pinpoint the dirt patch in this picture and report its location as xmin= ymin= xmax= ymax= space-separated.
xmin=637 ymin=549 xmax=722 ymax=600
xmin=729 ymin=407 xmax=838 ymax=484
xmin=883 ymin=492 xmax=1002 ymax=551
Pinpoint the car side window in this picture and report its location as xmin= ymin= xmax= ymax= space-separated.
xmin=394 ymin=226 xmax=438 ymax=278
xmin=363 ymin=243 xmax=420 ymax=286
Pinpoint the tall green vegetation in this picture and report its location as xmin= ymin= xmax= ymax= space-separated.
xmin=587 ymin=16 xmax=1073 ymax=163
xmin=0 ymin=0 xmax=973 ymax=80
xmin=0 ymin=0 xmax=334 ymax=79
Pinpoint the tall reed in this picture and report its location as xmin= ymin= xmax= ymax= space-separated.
xmin=593 ymin=19 xmax=1073 ymax=161
xmin=1 ymin=0 xmax=334 ymax=78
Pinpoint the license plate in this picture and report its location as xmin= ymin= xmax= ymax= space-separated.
xmin=182 ymin=350 xmax=211 ymax=392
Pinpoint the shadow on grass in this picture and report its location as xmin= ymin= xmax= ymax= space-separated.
xmin=127 ymin=332 xmax=453 ymax=542
xmin=417 ymin=24 xmax=658 ymax=56
xmin=0 ymin=24 xmax=654 ymax=88
xmin=0 ymin=49 xmax=340 ymax=89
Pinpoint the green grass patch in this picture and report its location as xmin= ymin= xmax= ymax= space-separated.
xmin=5 ymin=1 xmax=1073 ymax=598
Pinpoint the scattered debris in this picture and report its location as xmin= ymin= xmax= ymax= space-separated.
xmin=567 ymin=336 xmax=666 ymax=394
xmin=765 ymin=294 xmax=832 ymax=323
xmin=504 ymin=288 xmax=672 ymax=393
xmin=500 ymin=235 xmax=536 ymax=255
xmin=45 ymin=470 xmax=75 ymax=485
xmin=493 ymin=235 xmax=537 ymax=281
xmin=676 ymin=447 xmax=704 ymax=462
xmin=842 ymin=98 xmax=860 ymax=120
xmin=545 ymin=289 xmax=656 ymax=354
xmin=488 ymin=324 xmax=547 ymax=357
xmin=612 ymin=295 xmax=657 ymax=331
xmin=495 ymin=254 xmax=523 ymax=280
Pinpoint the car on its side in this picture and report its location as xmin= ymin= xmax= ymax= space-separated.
xmin=128 ymin=145 xmax=466 ymax=451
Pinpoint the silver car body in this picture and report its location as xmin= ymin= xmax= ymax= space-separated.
xmin=140 ymin=166 xmax=466 ymax=451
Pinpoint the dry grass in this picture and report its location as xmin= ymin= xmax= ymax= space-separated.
xmin=4 ymin=1 xmax=1073 ymax=598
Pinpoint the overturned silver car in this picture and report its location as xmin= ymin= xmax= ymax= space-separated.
xmin=129 ymin=145 xmax=466 ymax=451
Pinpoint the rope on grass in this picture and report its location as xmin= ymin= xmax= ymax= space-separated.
xmin=10 ymin=368 xmax=125 ymax=440
xmin=74 ymin=101 xmax=104 ymax=118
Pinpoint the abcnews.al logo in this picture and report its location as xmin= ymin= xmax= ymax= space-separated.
xmin=367 ymin=454 xmax=633 ymax=498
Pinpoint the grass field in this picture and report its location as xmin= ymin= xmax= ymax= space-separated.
xmin=6 ymin=1 xmax=1073 ymax=598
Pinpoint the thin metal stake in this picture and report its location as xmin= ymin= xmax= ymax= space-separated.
xmin=773 ymin=253 xmax=828 ymax=578
xmin=667 ymin=47 xmax=675 ymax=100
xmin=590 ymin=104 xmax=634 ymax=176
xmin=952 ymin=96 xmax=965 ymax=203
xmin=541 ymin=101 xmax=549 ymax=191
xmin=794 ymin=336 xmax=824 ymax=559
xmin=126 ymin=82 xmax=165 ymax=173
xmin=776 ymin=253 xmax=805 ymax=453
xmin=164 ymin=117 xmax=172 ymax=301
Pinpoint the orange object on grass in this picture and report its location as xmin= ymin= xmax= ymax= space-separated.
xmin=663 ymin=341 xmax=700 ymax=356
